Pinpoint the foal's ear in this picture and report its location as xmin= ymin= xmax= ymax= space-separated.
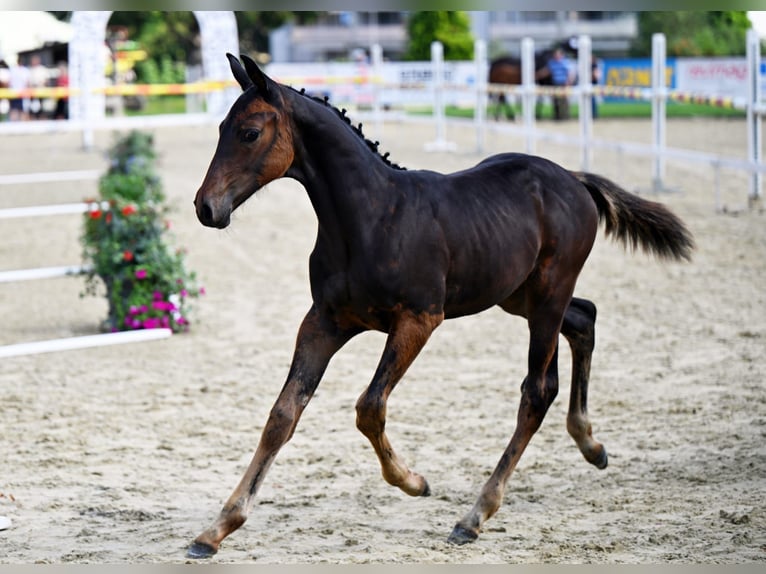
xmin=240 ymin=53 xmax=270 ymax=97
xmin=227 ymin=52 xmax=253 ymax=91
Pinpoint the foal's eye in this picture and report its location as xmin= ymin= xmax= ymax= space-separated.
xmin=241 ymin=129 xmax=261 ymax=143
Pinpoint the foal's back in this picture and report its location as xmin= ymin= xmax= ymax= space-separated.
xmin=382 ymin=153 xmax=600 ymax=319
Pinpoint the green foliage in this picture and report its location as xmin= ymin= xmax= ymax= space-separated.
xmin=631 ymin=11 xmax=751 ymax=57
xmin=81 ymin=131 xmax=203 ymax=333
xmin=404 ymin=11 xmax=474 ymax=61
xmin=134 ymin=55 xmax=186 ymax=85
xmin=109 ymin=11 xmax=199 ymax=63
xmin=135 ymin=58 xmax=160 ymax=85
xmin=105 ymin=11 xmax=305 ymax=66
xmin=109 ymin=12 xmax=195 ymax=84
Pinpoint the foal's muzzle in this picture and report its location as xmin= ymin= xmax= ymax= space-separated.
xmin=194 ymin=193 xmax=231 ymax=229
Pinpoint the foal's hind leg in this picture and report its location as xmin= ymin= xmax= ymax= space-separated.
xmin=561 ymin=297 xmax=608 ymax=469
xmin=449 ymin=296 xmax=568 ymax=544
xmin=356 ymin=309 xmax=443 ymax=497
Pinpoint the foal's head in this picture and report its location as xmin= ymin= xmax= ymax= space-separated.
xmin=195 ymin=54 xmax=294 ymax=229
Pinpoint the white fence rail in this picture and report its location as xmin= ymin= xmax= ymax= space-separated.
xmin=0 ymin=32 xmax=762 ymax=355
xmin=0 ymin=33 xmax=763 ymax=204
xmin=462 ymin=32 xmax=764 ymax=205
xmin=0 ymin=171 xmax=172 ymax=357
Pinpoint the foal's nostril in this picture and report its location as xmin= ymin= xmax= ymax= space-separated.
xmin=200 ymin=201 xmax=214 ymax=225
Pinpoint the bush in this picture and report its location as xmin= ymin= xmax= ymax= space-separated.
xmin=81 ymin=131 xmax=203 ymax=333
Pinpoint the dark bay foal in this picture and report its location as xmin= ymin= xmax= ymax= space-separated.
xmin=188 ymin=54 xmax=694 ymax=558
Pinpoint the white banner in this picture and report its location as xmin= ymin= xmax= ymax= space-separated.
xmin=266 ymin=61 xmax=479 ymax=108
xmin=675 ymin=58 xmax=749 ymax=98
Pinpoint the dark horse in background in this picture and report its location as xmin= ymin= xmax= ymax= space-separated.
xmin=188 ymin=53 xmax=694 ymax=558
xmin=489 ymin=37 xmax=578 ymax=121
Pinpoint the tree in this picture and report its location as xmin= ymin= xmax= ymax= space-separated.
xmin=109 ymin=12 xmax=200 ymax=63
xmin=404 ymin=11 xmax=474 ymax=61
xmin=60 ymin=11 xmax=310 ymax=68
xmin=106 ymin=12 xmax=306 ymax=81
xmin=630 ymin=11 xmax=752 ymax=57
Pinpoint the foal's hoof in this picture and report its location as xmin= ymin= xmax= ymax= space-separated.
xmin=447 ymin=524 xmax=479 ymax=545
xmin=186 ymin=541 xmax=218 ymax=559
xmin=592 ymin=446 xmax=608 ymax=470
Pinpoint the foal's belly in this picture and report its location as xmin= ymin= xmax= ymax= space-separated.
xmin=442 ymin=270 xmax=527 ymax=319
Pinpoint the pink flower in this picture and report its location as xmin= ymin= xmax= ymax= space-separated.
xmin=199 ymin=287 xmax=206 ymax=295
xmin=142 ymin=318 xmax=161 ymax=329
xmin=135 ymin=269 xmax=147 ymax=280
xmin=152 ymin=301 xmax=175 ymax=311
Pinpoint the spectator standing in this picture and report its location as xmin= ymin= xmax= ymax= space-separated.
xmin=546 ymin=48 xmax=574 ymax=120
xmin=53 ymin=61 xmax=69 ymax=119
xmin=0 ymin=59 xmax=10 ymax=120
xmin=8 ymin=57 xmax=30 ymax=121
xmin=591 ymin=58 xmax=602 ymax=120
xmin=28 ymin=55 xmax=49 ymax=120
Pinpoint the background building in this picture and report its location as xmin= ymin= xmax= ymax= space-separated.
xmin=269 ymin=11 xmax=638 ymax=63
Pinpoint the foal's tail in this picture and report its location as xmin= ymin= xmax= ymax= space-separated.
xmin=572 ymin=171 xmax=695 ymax=262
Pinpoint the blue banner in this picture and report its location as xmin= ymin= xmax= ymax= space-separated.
xmin=600 ymin=58 xmax=677 ymax=102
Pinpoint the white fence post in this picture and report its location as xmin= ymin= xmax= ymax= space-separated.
xmin=425 ymin=41 xmax=456 ymax=152
xmin=371 ymin=43 xmax=384 ymax=140
xmin=521 ymin=37 xmax=536 ymax=155
xmin=475 ymin=39 xmax=487 ymax=154
xmin=651 ymin=33 xmax=667 ymax=192
xmin=578 ymin=35 xmax=593 ymax=171
xmin=746 ymin=28 xmax=762 ymax=203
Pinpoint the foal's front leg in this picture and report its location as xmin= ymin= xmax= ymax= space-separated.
xmin=356 ymin=309 xmax=444 ymax=497
xmin=186 ymin=306 xmax=356 ymax=558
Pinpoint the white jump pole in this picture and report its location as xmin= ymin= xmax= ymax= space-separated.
xmin=746 ymin=28 xmax=762 ymax=203
xmin=578 ymin=35 xmax=593 ymax=171
xmin=0 ymin=170 xmax=100 ymax=186
xmin=0 ymin=328 xmax=173 ymax=359
xmin=652 ymin=33 xmax=667 ymax=192
xmin=0 ymin=265 xmax=90 ymax=283
xmin=0 ymin=202 xmax=104 ymax=219
xmin=521 ymin=37 xmax=536 ymax=155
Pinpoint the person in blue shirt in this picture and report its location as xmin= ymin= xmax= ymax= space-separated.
xmin=545 ymin=48 xmax=574 ymax=120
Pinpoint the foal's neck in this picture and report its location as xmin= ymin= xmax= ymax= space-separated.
xmin=284 ymin=88 xmax=394 ymax=227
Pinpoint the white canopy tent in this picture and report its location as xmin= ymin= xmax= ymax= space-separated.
xmin=0 ymin=11 xmax=74 ymax=62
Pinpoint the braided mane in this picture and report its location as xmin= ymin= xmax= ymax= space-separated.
xmin=288 ymin=85 xmax=406 ymax=171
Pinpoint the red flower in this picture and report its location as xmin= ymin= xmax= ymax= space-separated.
xmin=123 ymin=251 xmax=134 ymax=262
xmin=121 ymin=204 xmax=137 ymax=216
xmin=89 ymin=209 xmax=102 ymax=219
